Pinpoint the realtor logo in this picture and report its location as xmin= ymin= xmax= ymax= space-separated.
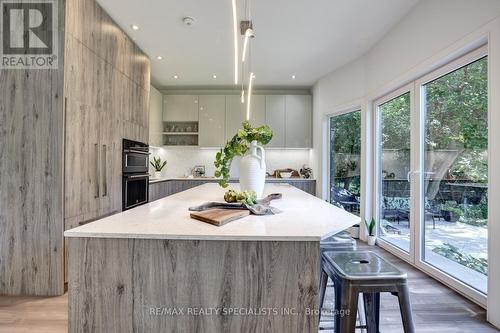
xmin=0 ymin=0 xmax=58 ymax=69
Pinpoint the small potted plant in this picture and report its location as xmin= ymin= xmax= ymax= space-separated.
xmin=365 ymin=218 xmax=377 ymax=246
xmin=150 ymin=156 xmax=167 ymax=179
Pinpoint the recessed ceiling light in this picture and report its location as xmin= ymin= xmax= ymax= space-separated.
xmin=291 ymin=75 xmax=296 ymax=79
xmin=212 ymin=74 xmax=217 ymax=79
xmin=131 ymin=24 xmax=140 ymax=30
xmin=173 ymin=75 xmax=179 ymax=79
xmin=156 ymin=56 xmax=163 ymax=60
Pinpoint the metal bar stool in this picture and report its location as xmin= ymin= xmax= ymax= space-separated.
xmin=319 ymin=232 xmax=357 ymax=310
xmin=322 ymin=250 xmax=415 ymax=333
xmin=319 ymin=232 xmax=366 ymax=331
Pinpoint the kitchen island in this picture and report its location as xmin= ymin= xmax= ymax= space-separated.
xmin=65 ymin=183 xmax=359 ymax=333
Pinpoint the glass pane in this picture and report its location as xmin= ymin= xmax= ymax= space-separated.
xmin=422 ymin=56 xmax=488 ymax=293
xmin=330 ymin=111 xmax=361 ymax=216
xmin=378 ymin=92 xmax=411 ymax=252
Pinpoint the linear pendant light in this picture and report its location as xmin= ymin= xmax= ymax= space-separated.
xmin=242 ymin=29 xmax=250 ymax=62
xmin=231 ymin=0 xmax=238 ymax=85
xmin=246 ymin=72 xmax=254 ymax=121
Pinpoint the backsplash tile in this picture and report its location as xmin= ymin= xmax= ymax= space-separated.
xmin=149 ymin=147 xmax=313 ymax=179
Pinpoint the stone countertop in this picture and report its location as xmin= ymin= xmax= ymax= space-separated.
xmin=149 ymin=177 xmax=316 ymax=184
xmin=64 ymin=183 xmax=358 ymax=241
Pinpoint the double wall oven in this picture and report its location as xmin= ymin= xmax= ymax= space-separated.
xmin=122 ymin=139 xmax=149 ymax=210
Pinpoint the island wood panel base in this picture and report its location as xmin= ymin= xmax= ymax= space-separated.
xmin=68 ymin=238 xmax=320 ymax=333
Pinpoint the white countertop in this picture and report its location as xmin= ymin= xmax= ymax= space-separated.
xmin=149 ymin=177 xmax=315 ymax=184
xmin=64 ymin=183 xmax=360 ymax=241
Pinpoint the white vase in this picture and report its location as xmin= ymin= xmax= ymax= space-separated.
xmin=367 ymin=235 xmax=377 ymax=246
xmin=239 ymin=140 xmax=266 ymax=199
xmin=154 ymin=171 xmax=162 ymax=179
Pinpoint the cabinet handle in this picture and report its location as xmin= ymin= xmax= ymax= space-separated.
xmin=95 ymin=143 xmax=100 ymax=198
xmin=102 ymin=144 xmax=107 ymax=197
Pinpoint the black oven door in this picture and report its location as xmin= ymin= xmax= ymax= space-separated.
xmin=123 ymin=149 xmax=149 ymax=174
xmin=123 ymin=174 xmax=149 ymax=210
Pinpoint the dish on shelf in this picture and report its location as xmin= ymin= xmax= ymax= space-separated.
xmin=280 ymin=172 xmax=293 ymax=178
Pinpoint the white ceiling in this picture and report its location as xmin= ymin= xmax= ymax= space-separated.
xmin=97 ymin=0 xmax=419 ymax=88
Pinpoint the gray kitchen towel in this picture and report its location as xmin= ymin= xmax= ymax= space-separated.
xmin=189 ymin=193 xmax=282 ymax=215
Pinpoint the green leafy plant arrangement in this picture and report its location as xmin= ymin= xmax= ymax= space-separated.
xmin=150 ymin=156 xmax=167 ymax=172
xmin=365 ymin=218 xmax=376 ymax=236
xmin=214 ymin=121 xmax=273 ymax=188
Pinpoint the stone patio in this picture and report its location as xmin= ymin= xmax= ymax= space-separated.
xmin=380 ymin=218 xmax=487 ymax=293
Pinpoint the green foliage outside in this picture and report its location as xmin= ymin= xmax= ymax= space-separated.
xmin=330 ymin=111 xmax=361 ymax=199
xmin=432 ymin=243 xmax=487 ymax=275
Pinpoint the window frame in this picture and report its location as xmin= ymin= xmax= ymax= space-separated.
xmin=373 ymin=83 xmax=416 ymax=264
xmin=413 ymin=45 xmax=488 ymax=306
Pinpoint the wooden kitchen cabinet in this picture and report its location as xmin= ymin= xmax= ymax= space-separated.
xmin=149 ymin=179 xmax=316 ymax=203
xmin=265 ymin=95 xmax=286 ymax=148
xmin=163 ymin=95 xmax=199 ymax=122
xmin=198 ymin=95 xmax=226 ymax=147
xmin=285 ymin=95 xmax=312 ymax=148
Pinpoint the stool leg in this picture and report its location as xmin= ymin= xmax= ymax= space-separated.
xmin=363 ymin=292 xmax=379 ymax=333
xmin=319 ymin=269 xmax=328 ymax=313
xmin=357 ymin=294 xmax=367 ymax=333
xmin=396 ymin=284 xmax=415 ymax=333
xmin=338 ymin=284 xmax=358 ymax=333
xmin=334 ymin=282 xmax=342 ymax=333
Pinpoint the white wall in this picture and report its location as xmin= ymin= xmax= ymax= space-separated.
xmin=150 ymin=147 xmax=312 ymax=179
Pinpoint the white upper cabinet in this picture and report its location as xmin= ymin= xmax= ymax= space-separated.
xmin=248 ymin=95 xmax=266 ymax=127
xmin=226 ymin=95 xmax=266 ymax=140
xmin=163 ymin=95 xmax=199 ymax=122
xmin=285 ymin=95 xmax=312 ymax=148
xmin=155 ymin=93 xmax=312 ymax=148
xmin=198 ymin=95 xmax=226 ymax=148
xmin=265 ymin=95 xmax=286 ymax=148
xmin=225 ymin=95 xmax=245 ymax=140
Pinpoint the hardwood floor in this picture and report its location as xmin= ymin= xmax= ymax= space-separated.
xmin=0 ymin=243 xmax=498 ymax=332
xmin=0 ymin=295 xmax=67 ymax=332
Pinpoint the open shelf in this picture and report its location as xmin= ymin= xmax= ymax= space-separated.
xmin=163 ymin=132 xmax=198 ymax=135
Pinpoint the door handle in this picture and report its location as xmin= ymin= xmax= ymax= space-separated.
xmin=95 ymin=143 xmax=100 ymax=198
xmin=406 ymin=171 xmax=413 ymax=183
xmin=102 ymin=144 xmax=107 ymax=197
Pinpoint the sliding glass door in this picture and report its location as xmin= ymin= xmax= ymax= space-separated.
xmin=376 ymin=90 xmax=412 ymax=254
xmin=417 ymin=50 xmax=488 ymax=296
xmin=329 ymin=110 xmax=361 ymax=216
xmin=375 ymin=46 xmax=488 ymax=302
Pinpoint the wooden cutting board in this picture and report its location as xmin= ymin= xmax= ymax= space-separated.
xmin=190 ymin=209 xmax=250 ymax=226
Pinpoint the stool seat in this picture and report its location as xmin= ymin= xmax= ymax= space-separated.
xmin=321 ymin=232 xmax=356 ymax=253
xmin=322 ymin=250 xmax=415 ymax=333
xmin=323 ymin=251 xmax=406 ymax=280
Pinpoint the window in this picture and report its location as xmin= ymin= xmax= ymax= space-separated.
xmin=377 ymin=92 xmax=411 ymax=253
xmin=374 ymin=46 xmax=488 ymax=302
xmin=329 ymin=110 xmax=361 ymax=216
xmin=420 ymin=55 xmax=488 ymax=293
